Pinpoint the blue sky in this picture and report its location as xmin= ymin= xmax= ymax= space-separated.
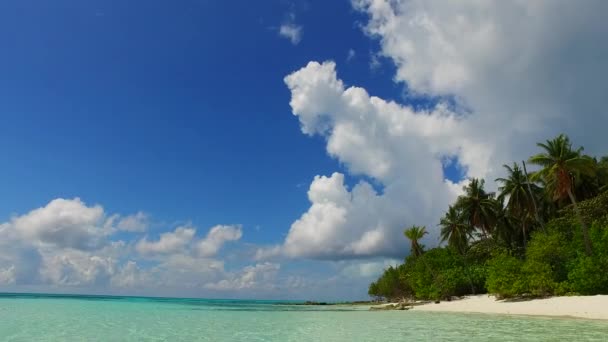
xmin=0 ymin=0 xmax=605 ymax=300
xmin=0 ymin=0 xmax=407 ymax=299
xmin=0 ymin=0 xmax=412 ymax=230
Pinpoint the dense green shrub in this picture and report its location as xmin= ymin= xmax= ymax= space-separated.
xmin=525 ymin=229 xmax=572 ymax=283
xmin=520 ymin=260 xmax=556 ymax=296
xmin=368 ymin=265 xmax=412 ymax=300
xmin=567 ymin=255 xmax=608 ymax=295
xmin=485 ymin=253 xmax=524 ymax=298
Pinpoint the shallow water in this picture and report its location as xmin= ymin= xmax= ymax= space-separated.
xmin=1 ymin=293 xmax=607 ymax=341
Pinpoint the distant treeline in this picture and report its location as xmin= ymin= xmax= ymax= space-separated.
xmin=369 ymin=134 xmax=608 ymax=301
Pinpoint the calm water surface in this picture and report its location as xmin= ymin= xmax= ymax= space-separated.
xmin=1 ymin=293 xmax=607 ymax=341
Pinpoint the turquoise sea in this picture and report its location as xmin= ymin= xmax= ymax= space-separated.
xmin=1 ymin=293 xmax=607 ymax=341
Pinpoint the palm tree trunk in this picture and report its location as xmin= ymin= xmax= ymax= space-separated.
xmin=522 ymin=160 xmax=545 ymax=233
xmin=460 ymin=246 xmax=476 ymax=295
xmin=522 ymin=221 xmax=527 ymax=251
xmin=566 ymin=189 xmax=593 ymax=256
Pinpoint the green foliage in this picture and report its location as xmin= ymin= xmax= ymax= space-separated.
xmin=529 ymin=134 xmax=595 ymax=202
xmin=566 ymin=220 xmax=608 ymax=295
xmin=567 ymin=255 xmax=608 ymax=295
xmin=367 ymin=265 xmax=412 ymax=301
xmin=369 ymin=134 xmax=608 ymax=301
xmin=404 ymin=247 xmax=481 ymax=300
xmin=485 ymin=253 xmax=524 ymax=298
xmin=560 ymin=190 xmax=608 ymax=225
xmin=525 ymin=229 xmax=572 ymax=282
xmin=520 ymin=260 xmax=556 ymax=297
xmin=439 ymin=206 xmax=470 ymax=252
xmin=404 ymin=225 xmax=428 ymax=257
xmin=455 ymin=178 xmax=498 ymax=237
xmin=484 ymin=209 xmax=608 ymax=298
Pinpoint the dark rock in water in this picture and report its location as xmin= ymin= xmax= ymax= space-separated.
xmin=304 ymin=301 xmax=328 ymax=305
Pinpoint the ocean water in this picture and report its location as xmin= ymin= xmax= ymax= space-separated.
xmin=1 ymin=293 xmax=607 ymax=341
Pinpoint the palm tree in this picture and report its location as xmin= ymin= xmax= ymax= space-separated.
xmin=492 ymin=197 xmax=519 ymax=250
xmin=439 ymin=206 xmax=470 ymax=252
xmin=495 ymin=163 xmax=542 ymax=249
xmin=404 ymin=225 xmax=427 ymax=257
xmin=439 ymin=206 xmax=476 ymax=294
xmin=574 ymin=157 xmax=607 ymax=200
xmin=455 ymin=178 xmax=498 ymax=239
xmin=529 ymin=134 xmax=596 ymax=255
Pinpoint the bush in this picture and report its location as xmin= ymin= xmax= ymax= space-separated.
xmin=485 ymin=253 xmax=525 ymax=298
xmin=520 ymin=260 xmax=556 ymax=296
xmin=368 ymin=266 xmax=412 ymax=300
xmin=567 ymin=255 xmax=608 ymax=295
xmin=525 ymin=229 xmax=572 ymax=283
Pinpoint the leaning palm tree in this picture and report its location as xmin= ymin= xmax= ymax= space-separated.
xmin=529 ymin=134 xmax=596 ymax=255
xmin=495 ymin=163 xmax=542 ymax=249
xmin=455 ymin=178 xmax=498 ymax=239
xmin=404 ymin=225 xmax=427 ymax=257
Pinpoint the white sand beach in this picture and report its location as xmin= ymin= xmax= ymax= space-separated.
xmin=411 ymin=295 xmax=608 ymax=320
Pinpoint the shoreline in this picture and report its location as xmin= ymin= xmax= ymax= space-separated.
xmin=373 ymin=295 xmax=608 ymax=320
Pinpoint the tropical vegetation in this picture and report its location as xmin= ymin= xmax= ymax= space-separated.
xmin=369 ymin=134 xmax=608 ymax=301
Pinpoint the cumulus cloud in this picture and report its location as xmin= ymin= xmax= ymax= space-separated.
xmin=0 ymin=198 xmax=249 ymax=295
xmin=136 ymin=226 xmax=195 ymax=255
xmin=11 ymin=198 xmax=108 ymax=250
xmin=260 ymin=61 xmax=465 ymax=260
xmin=266 ymin=0 xmax=608 ymax=261
xmin=352 ymin=0 xmax=608 ymax=154
xmin=196 ymin=225 xmax=243 ymax=257
xmin=136 ymin=224 xmax=242 ymax=258
xmin=39 ymin=249 xmax=116 ymax=286
xmin=205 ymin=262 xmax=280 ymax=291
xmin=0 ymin=266 xmax=16 ymax=285
xmin=340 ymin=259 xmax=400 ymax=278
xmin=115 ymin=212 xmax=148 ymax=232
xmin=110 ymin=261 xmax=149 ymax=288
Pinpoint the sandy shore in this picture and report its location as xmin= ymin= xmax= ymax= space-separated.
xmin=409 ymin=295 xmax=608 ymax=320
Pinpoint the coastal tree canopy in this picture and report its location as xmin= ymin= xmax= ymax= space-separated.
xmin=369 ymin=134 xmax=608 ymax=301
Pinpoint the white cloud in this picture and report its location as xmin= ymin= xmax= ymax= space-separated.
xmin=196 ymin=225 xmax=242 ymax=257
xmin=205 ymin=262 xmax=280 ymax=291
xmin=147 ymin=254 xmax=226 ymax=289
xmin=39 ymin=249 xmax=116 ymax=286
xmin=260 ymin=60 xmax=466 ymax=260
xmin=116 ymin=212 xmax=148 ymax=232
xmin=0 ymin=198 xmax=253 ymax=295
xmin=272 ymin=0 xmax=608 ymax=261
xmin=352 ymin=0 xmax=608 ymax=154
xmin=135 ymin=226 xmax=195 ymax=255
xmin=340 ymin=259 xmax=400 ymax=278
xmin=279 ymin=12 xmax=302 ymax=45
xmin=136 ymin=224 xmax=242 ymax=258
xmin=0 ymin=266 xmax=16 ymax=285
xmin=11 ymin=198 xmax=108 ymax=250
xmin=279 ymin=23 xmax=302 ymax=45
xmin=0 ymin=198 xmax=281 ymax=297
xmin=110 ymin=261 xmax=149 ymax=288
